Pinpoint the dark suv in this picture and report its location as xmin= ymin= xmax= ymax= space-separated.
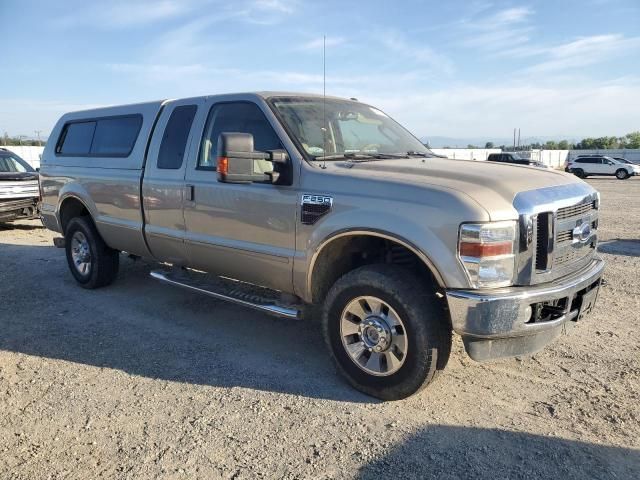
xmin=487 ymin=153 xmax=547 ymax=168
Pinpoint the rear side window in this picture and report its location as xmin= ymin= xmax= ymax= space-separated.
xmin=91 ymin=116 xmax=142 ymax=156
xmin=157 ymin=105 xmax=197 ymax=169
xmin=56 ymin=115 xmax=142 ymax=157
xmin=57 ymin=121 xmax=96 ymax=155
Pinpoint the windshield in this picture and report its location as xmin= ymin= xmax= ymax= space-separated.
xmin=0 ymin=153 xmax=34 ymax=173
xmin=270 ymin=97 xmax=430 ymax=159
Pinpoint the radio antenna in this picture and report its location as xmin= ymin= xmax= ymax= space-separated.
xmin=322 ymin=35 xmax=327 ymax=169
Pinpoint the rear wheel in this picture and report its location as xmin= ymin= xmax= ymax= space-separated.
xmin=616 ymin=169 xmax=629 ymax=180
xmin=64 ymin=216 xmax=119 ymax=289
xmin=572 ymin=168 xmax=586 ymax=178
xmin=322 ymin=264 xmax=451 ymax=400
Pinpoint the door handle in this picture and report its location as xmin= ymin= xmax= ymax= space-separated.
xmin=185 ymin=184 xmax=195 ymax=202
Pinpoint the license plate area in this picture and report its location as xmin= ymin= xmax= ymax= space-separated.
xmin=574 ymin=280 xmax=601 ymax=321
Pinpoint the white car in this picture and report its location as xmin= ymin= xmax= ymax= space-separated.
xmin=566 ymin=155 xmax=640 ymax=180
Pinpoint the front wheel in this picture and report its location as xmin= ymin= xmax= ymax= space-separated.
xmin=322 ymin=264 xmax=451 ymax=400
xmin=65 ymin=216 xmax=120 ymax=289
xmin=616 ymin=169 xmax=629 ymax=180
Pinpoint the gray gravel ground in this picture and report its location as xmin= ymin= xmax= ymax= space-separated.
xmin=1 ymin=177 xmax=639 ymax=479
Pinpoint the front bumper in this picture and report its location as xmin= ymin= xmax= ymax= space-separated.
xmin=445 ymin=257 xmax=604 ymax=361
xmin=0 ymin=198 xmax=39 ymax=222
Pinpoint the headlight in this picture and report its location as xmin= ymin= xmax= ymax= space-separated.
xmin=458 ymin=221 xmax=517 ymax=288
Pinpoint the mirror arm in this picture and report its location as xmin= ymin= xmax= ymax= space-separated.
xmin=268 ymin=150 xmax=289 ymax=164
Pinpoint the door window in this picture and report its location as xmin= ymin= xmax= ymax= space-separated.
xmin=198 ymin=102 xmax=282 ymax=170
xmin=157 ymin=105 xmax=197 ymax=169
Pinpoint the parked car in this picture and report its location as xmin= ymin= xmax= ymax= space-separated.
xmin=487 ymin=153 xmax=548 ymax=168
xmin=613 ymin=157 xmax=640 ymax=166
xmin=0 ymin=148 xmax=39 ymax=223
xmin=566 ymin=155 xmax=640 ymax=179
xmin=39 ymin=93 xmax=604 ymax=400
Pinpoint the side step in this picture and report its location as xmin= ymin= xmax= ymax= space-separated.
xmin=150 ymin=270 xmax=302 ymax=320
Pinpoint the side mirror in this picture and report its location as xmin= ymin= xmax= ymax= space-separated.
xmin=217 ymin=132 xmax=268 ymax=184
xmin=217 ymin=132 xmax=288 ymax=184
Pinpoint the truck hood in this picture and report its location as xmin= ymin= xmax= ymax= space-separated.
xmin=327 ymin=158 xmax=580 ymax=220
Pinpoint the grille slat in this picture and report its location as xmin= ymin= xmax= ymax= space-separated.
xmin=556 ymin=230 xmax=573 ymax=243
xmin=555 ymin=244 xmax=594 ymax=266
xmin=556 ymin=201 xmax=595 ymax=220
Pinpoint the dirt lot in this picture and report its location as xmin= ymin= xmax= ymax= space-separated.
xmin=1 ymin=177 xmax=639 ymax=479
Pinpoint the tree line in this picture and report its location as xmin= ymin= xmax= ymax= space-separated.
xmin=477 ymin=131 xmax=640 ymax=151
xmin=1 ymin=133 xmax=45 ymax=147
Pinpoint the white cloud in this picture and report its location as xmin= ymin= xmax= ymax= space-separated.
xmin=524 ymin=34 xmax=640 ymax=73
xmin=4 ymin=75 xmax=640 ymax=138
xmin=379 ymin=31 xmax=455 ymax=75
xmin=53 ymin=0 xmax=192 ymax=29
xmin=458 ymin=6 xmax=534 ymax=51
xmin=0 ymin=99 xmax=105 ymax=137
xmin=491 ymin=6 xmax=532 ymax=23
xmin=298 ymin=36 xmax=346 ymax=51
xmin=251 ymin=0 xmax=296 ymax=14
xmin=363 ymin=78 xmax=640 ymax=138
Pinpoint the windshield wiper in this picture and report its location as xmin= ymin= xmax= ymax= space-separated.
xmin=406 ymin=151 xmax=438 ymax=158
xmin=313 ymin=153 xmax=380 ymax=162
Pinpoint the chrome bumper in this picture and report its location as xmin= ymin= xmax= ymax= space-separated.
xmin=445 ymin=257 xmax=604 ymax=361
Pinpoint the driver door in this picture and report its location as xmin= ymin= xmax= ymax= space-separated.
xmin=182 ymin=100 xmax=298 ymax=293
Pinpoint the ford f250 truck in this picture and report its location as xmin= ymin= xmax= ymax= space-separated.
xmin=0 ymin=148 xmax=39 ymax=223
xmin=39 ymin=93 xmax=604 ymax=400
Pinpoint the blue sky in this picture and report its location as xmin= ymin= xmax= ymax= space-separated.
xmin=1 ymin=0 xmax=639 ymax=141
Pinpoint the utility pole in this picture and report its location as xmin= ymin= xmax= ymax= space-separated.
xmin=513 ymin=128 xmax=516 ymax=150
xmin=34 ymin=130 xmax=42 ymax=146
xmin=517 ymin=128 xmax=521 ymax=149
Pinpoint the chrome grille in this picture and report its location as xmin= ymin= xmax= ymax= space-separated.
xmin=555 ymin=245 xmax=594 ymax=266
xmin=514 ymin=184 xmax=599 ymax=286
xmin=557 ymin=201 xmax=596 ymax=220
xmin=532 ymin=199 xmax=598 ymax=280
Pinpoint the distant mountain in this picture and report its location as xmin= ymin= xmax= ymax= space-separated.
xmin=422 ymin=135 xmax=582 ymax=148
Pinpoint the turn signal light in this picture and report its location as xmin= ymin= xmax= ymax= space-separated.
xmin=458 ymin=221 xmax=517 ymax=288
xmin=218 ymin=156 xmax=229 ymax=174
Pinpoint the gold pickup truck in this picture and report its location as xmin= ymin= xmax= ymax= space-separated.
xmin=39 ymin=93 xmax=604 ymax=400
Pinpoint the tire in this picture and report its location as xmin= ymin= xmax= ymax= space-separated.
xmin=64 ymin=216 xmax=119 ymax=289
xmin=616 ymin=169 xmax=629 ymax=180
xmin=571 ymin=168 xmax=586 ymax=178
xmin=322 ymin=264 xmax=451 ymax=401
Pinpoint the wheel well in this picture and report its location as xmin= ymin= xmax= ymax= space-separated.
xmin=59 ymin=197 xmax=90 ymax=233
xmin=310 ymin=234 xmax=440 ymax=304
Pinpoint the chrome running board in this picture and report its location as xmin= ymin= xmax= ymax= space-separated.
xmin=150 ymin=270 xmax=302 ymax=320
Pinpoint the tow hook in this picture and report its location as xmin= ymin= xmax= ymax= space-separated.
xmin=53 ymin=237 xmax=65 ymax=248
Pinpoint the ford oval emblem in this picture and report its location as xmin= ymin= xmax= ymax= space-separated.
xmin=572 ymin=222 xmax=592 ymax=243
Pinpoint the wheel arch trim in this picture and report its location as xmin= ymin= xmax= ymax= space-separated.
xmin=306 ymin=229 xmax=446 ymax=301
xmin=57 ymin=193 xmax=95 ymax=231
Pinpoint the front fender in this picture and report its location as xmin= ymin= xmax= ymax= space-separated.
xmin=296 ymin=201 xmax=481 ymax=302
